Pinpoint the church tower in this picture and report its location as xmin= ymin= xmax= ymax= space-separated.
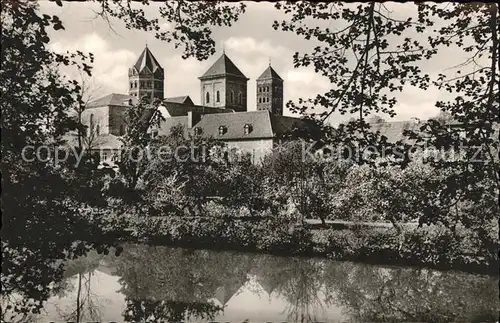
xmin=256 ymin=62 xmax=283 ymax=115
xmin=198 ymin=53 xmax=249 ymax=112
xmin=128 ymin=46 xmax=164 ymax=101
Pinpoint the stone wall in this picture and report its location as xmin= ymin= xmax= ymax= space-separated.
xmin=82 ymin=106 xmax=109 ymax=136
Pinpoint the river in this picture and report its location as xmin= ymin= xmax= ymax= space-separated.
xmin=7 ymin=244 xmax=499 ymax=322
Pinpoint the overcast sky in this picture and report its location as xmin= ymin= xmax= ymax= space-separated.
xmin=40 ymin=1 xmax=471 ymax=125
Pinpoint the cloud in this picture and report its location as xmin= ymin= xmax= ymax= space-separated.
xmin=226 ymin=37 xmax=290 ymax=59
xmin=50 ymin=33 xmax=136 ymax=96
xmin=43 ymin=2 xmax=452 ymax=123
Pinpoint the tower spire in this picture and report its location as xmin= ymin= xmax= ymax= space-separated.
xmin=222 ymin=42 xmax=225 ymax=54
xmin=269 ymin=57 xmax=271 ymax=66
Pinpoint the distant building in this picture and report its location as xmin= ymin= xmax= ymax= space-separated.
xmin=256 ymin=63 xmax=284 ymax=116
xmin=72 ymin=46 xmax=492 ymax=165
xmin=71 ymin=46 xmax=318 ymax=164
xmin=198 ymin=53 xmax=249 ymax=113
xmin=128 ymin=45 xmax=164 ymax=101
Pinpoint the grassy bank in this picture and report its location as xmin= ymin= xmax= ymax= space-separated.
xmin=106 ymin=216 xmax=498 ymax=276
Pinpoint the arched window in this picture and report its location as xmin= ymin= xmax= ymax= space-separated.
xmin=266 ymin=86 xmax=269 ymax=92
xmin=216 ymin=90 xmax=220 ymax=102
xmin=259 ymin=87 xmax=262 ymax=93
xmin=238 ymin=92 xmax=242 ymax=104
xmin=206 ymin=92 xmax=210 ymax=104
xmin=258 ymin=98 xmax=261 ymax=103
xmin=230 ymin=91 xmax=234 ymax=104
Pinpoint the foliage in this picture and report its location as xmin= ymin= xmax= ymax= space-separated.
xmin=138 ymin=125 xmax=229 ymax=216
xmin=260 ymin=141 xmax=351 ymax=224
xmin=52 ymin=244 xmax=497 ymax=322
xmin=1 ymin=1 xmax=117 ymax=319
xmin=93 ymin=0 xmax=246 ymax=60
xmin=331 ymin=161 xmax=443 ymax=226
xmin=122 ymin=300 xmax=223 ymax=323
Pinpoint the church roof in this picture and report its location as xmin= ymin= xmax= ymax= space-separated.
xmin=157 ymin=110 xmax=318 ymax=140
xmin=213 ymin=276 xmax=247 ymax=306
xmin=162 ymin=102 xmax=234 ymax=118
xmin=199 ymin=53 xmax=248 ymax=80
xmin=164 ymin=95 xmax=194 ymax=105
xmin=133 ymin=46 xmax=163 ymax=74
xmin=87 ymin=93 xmax=135 ymax=108
xmin=257 ymin=65 xmax=283 ymax=81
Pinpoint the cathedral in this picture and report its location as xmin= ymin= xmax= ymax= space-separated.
xmin=79 ymin=46 xmax=317 ymax=163
xmin=73 ymin=46 xmax=486 ymax=165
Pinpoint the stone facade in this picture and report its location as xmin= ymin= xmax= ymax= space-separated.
xmin=200 ymin=79 xmax=226 ymax=108
xmin=256 ymin=65 xmax=284 ymax=116
xmin=199 ymin=54 xmax=249 ymax=112
xmin=108 ymin=105 xmax=128 ymax=136
xmin=82 ymin=106 xmax=108 ymax=136
xmin=200 ymin=77 xmax=248 ymax=112
xmin=128 ymin=73 xmax=164 ymax=101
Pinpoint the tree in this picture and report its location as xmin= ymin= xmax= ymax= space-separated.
xmin=139 ymin=125 xmax=231 ymax=217
xmin=1 ymin=1 xmax=117 ymax=319
xmin=93 ymin=0 xmax=246 ymax=61
xmin=403 ymin=3 xmax=500 ymax=236
xmin=270 ymin=2 xmax=499 ymax=238
xmin=73 ymin=72 xmax=103 ymax=151
xmin=260 ymin=141 xmax=349 ymax=225
xmin=367 ymin=115 xmax=386 ymax=124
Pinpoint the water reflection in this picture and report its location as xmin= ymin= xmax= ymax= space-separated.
xmin=33 ymin=245 xmax=498 ymax=322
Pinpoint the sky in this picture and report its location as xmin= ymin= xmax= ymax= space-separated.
xmin=39 ymin=1 xmax=470 ymax=126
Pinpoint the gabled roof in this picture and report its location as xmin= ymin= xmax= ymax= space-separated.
xmin=195 ymin=110 xmax=274 ymax=140
xmin=257 ymin=65 xmax=283 ymax=81
xmin=157 ymin=110 xmax=318 ymax=141
xmin=133 ymin=46 xmax=163 ymax=74
xmin=87 ymin=93 xmax=136 ymax=108
xmin=164 ymin=95 xmax=194 ymax=105
xmin=199 ymin=53 xmax=248 ymax=80
xmin=160 ymin=102 xmax=235 ymax=118
xmin=158 ymin=116 xmax=190 ymax=137
xmin=214 ymin=276 xmax=247 ymax=306
xmin=255 ymin=276 xmax=278 ymax=296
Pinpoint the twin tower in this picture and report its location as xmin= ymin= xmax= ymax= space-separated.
xmin=128 ymin=46 xmax=284 ymax=115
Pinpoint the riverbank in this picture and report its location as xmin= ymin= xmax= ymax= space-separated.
xmin=104 ymin=216 xmax=498 ymax=276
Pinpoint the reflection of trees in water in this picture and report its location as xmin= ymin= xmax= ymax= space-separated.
xmin=110 ymin=246 xmax=498 ymax=323
xmin=55 ymin=271 xmax=104 ymax=322
xmin=53 ymin=251 xmax=106 ymax=322
xmin=8 ymin=244 xmax=496 ymax=323
xmin=123 ymin=299 xmax=222 ymax=322
xmin=322 ymin=261 xmax=499 ymax=322
xmin=111 ymin=245 xmax=253 ymax=322
xmin=1 ymin=248 xmax=103 ymax=323
xmin=252 ymin=255 xmax=326 ymax=323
